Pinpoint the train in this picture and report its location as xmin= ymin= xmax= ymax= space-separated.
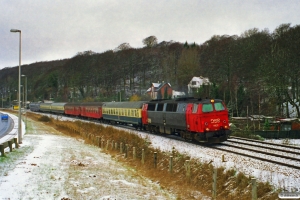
xmin=29 ymin=97 xmax=231 ymax=143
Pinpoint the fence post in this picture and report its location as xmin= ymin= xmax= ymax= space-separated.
xmin=120 ymin=142 xmax=123 ymax=153
xmin=8 ymin=141 xmax=13 ymax=152
xmin=252 ymin=178 xmax=257 ymax=200
xmin=142 ymin=149 xmax=145 ymax=164
xmin=101 ymin=139 xmax=104 ymax=149
xmin=212 ymin=168 xmax=217 ymax=199
xmin=169 ymin=156 xmax=173 ymax=173
xmin=115 ymin=142 xmax=118 ymax=150
xmin=14 ymin=138 xmax=18 ymax=149
xmin=111 ymin=140 xmax=114 ymax=150
xmin=125 ymin=144 xmax=128 ymax=158
xmin=96 ymin=136 xmax=99 ymax=147
xmin=153 ymin=152 xmax=157 ymax=168
xmin=106 ymin=140 xmax=109 ymax=151
xmin=222 ymin=154 xmax=225 ymax=162
xmin=133 ymin=147 xmax=136 ymax=160
xmin=0 ymin=144 xmax=4 ymax=157
xmin=185 ymin=160 xmax=191 ymax=183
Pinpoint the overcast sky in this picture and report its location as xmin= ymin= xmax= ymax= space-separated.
xmin=1 ymin=0 xmax=300 ymax=70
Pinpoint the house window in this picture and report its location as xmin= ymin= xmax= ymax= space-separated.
xmin=192 ymin=81 xmax=197 ymax=85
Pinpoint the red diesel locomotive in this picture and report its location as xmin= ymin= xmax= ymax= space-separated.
xmin=31 ymin=97 xmax=231 ymax=143
xmin=142 ymin=98 xmax=230 ymax=143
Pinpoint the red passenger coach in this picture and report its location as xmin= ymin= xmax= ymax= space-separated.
xmin=80 ymin=102 xmax=104 ymax=120
xmin=64 ymin=102 xmax=82 ymax=117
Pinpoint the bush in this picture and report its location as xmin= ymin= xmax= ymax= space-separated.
xmin=38 ymin=115 xmax=52 ymax=122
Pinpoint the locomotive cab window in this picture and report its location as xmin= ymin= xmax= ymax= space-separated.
xmin=147 ymin=103 xmax=156 ymax=111
xmin=192 ymin=104 xmax=198 ymax=113
xmin=214 ymin=102 xmax=225 ymax=111
xmin=156 ymin=103 xmax=164 ymax=111
xmin=166 ymin=103 xmax=177 ymax=112
xmin=202 ymin=103 xmax=213 ymax=112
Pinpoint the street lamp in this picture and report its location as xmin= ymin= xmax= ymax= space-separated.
xmin=22 ymin=74 xmax=27 ymax=128
xmin=10 ymin=28 xmax=22 ymax=144
xmin=8 ymin=90 xmax=11 ymax=108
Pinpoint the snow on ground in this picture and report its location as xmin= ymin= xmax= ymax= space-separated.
xmin=134 ymin=131 xmax=300 ymax=192
xmin=1 ymin=111 xmax=300 ymax=199
xmin=0 ymin=115 xmax=179 ymax=199
xmin=48 ymin=113 xmax=300 ymax=192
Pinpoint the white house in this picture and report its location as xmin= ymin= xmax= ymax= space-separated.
xmin=172 ymin=90 xmax=186 ymax=98
xmin=187 ymin=76 xmax=211 ymax=94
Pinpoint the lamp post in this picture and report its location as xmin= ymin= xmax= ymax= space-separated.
xmin=22 ymin=74 xmax=27 ymax=128
xmin=8 ymin=91 xmax=11 ymax=108
xmin=10 ymin=28 xmax=22 ymax=144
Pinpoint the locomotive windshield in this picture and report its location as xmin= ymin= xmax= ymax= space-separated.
xmin=202 ymin=104 xmax=213 ymax=112
xmin=202 ymin=102 xmax=225 ymax=112
xmin=214 ymin=102 xmax=225 ymax=111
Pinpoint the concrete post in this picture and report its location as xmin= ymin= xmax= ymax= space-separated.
xmin=133 ymin=147 xmax=136 ymax=160
xmin=212 ymin=168 xmax=217 ymax=199
xmin=252 ymin=178 xmax=257 ymax=200
xmin=169 ymin=156 xmax=173 ymax=173
xmin=142 ymin=149 xmax=145 ymax=164
xmin=185 ymin=160 xmax=190 ymax=183
xmin=154 ymin=152 xmax=157 ymax=168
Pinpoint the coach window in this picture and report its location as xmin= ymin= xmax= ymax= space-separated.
xmin=202 ymin=103 xmax=213 ymax=112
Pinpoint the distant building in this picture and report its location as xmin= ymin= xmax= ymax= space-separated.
xmin=146 ymin=82 xmax=172 ymax=99
xmin=187 ymin=76 xmax=211 ymax=94
xmin=172 ymin=90 xmax=186 ymax=99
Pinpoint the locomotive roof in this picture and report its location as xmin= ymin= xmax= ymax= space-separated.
xmin=103 ymin=101 xmax=147 ymax=108
xmin=149 ymin=98 xmax=223 ymax=103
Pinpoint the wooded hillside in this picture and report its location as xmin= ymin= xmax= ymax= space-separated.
xmin=1 ymin=23 xmax=300 ymax=118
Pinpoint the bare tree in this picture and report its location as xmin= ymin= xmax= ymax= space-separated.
xmin=114 ymin=43 xmax=132 ymax=52
xmin=142 ymin=36 xmax=158 ymax=47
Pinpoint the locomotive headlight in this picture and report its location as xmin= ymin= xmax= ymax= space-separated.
xmin=224 ymin=125 xmax=228 ymax=129
xmin=205 ymin=128 xmax=210 ymax=131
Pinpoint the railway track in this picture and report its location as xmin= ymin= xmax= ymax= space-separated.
xmin=229 ymin=136 xmax=300 ymax=150
xmin=36 ymin=112 xmax=300 ymax=170
xmin=212 ymin=136 xmax=300 ymax=170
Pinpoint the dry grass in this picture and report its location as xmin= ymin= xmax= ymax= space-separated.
xmin=18 ymin=112 xmax=281 ymax=199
